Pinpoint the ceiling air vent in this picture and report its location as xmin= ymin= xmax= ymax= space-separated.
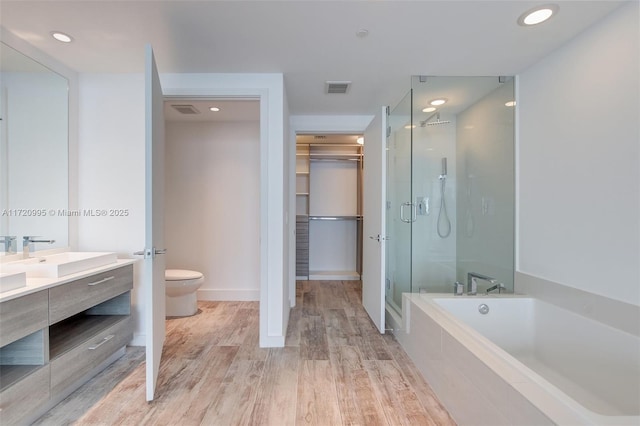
xmin=171 ymin=104 xmax=200 ymax=114
xmin=325 ymin=81 xmax=351 ymax=94
xmin=314 ymin=135 xmax=327 ymax=140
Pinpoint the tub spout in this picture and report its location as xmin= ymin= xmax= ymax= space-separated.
xmin=467 ymin=272 xmax=498 ymax=295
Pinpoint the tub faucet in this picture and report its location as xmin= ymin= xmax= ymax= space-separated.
xmin=486 ymin=282 xmax=506 ymax=295
xmin=23 ymin=236 xmax=55 ymax=257
xmin=0 ymin=236 xmax=16 ymax=253
xmin=467 ymin=272 xmax=498 ymax=295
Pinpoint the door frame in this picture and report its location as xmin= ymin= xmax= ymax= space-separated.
xmin=288 ymin=115 xmax=375 ymax=306
xmin=161 ymin=75 xmax=287 ymax=347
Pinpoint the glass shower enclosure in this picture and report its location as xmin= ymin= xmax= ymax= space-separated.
xmin=385 ymin=76 xmax=515 ymax=315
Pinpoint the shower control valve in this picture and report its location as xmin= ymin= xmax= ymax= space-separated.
xmin=417 ymin=197 xmax=429 ymax=215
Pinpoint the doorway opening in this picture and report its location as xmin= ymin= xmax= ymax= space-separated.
xmin=294 ymin=133 xmax=363 ymax=282
xmin=163 ymin=98 xmax=261 ymax=303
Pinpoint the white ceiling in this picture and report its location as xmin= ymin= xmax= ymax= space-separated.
xmin=0 ymin=1 xmax=626 ymax=116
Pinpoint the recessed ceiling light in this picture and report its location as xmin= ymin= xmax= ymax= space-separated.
xmin=518 ymin=4 xmax=558 ymax=26
xmin=430 ymin=98 xmax=447 ymax=106
xmin=404 ymin=124 xmax=416 ymax=129
xmin=209 ymin=107 xmax=220 ymax=112
xmin=51 ymin=31 xmax=73 ymax=43
xmin=505 ymin=101 xmax=517 ymax=107
xmin=422 ymin=107 xmax=437 ymax=113
xmin=356 ymin=29 xmax=369 ymax=38
xmin=356 ymin=137 xmax=364 ymax=145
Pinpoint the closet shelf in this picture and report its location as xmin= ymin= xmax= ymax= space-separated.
xmin=309 ymin=143 xmax=362 ymax=148
xmin=309 ymin=153 xmax=362 ymax=161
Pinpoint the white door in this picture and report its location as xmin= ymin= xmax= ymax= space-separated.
xmin=144 ymin=45 xmax=166 ymax=401
xmin=362 ymin=107 xmax=387 ymax=333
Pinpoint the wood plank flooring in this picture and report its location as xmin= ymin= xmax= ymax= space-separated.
xmin=34 ymin=280 xmax=455 ymax=426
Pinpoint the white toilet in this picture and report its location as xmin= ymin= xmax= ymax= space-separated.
xmin=165 ymin=269 xmax=205 ymax=317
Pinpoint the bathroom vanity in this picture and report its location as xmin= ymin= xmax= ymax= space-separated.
xmin=0 ymin=259 xmax=135 ymax=424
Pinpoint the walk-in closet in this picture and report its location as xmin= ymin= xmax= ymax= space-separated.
xmin=295 ymin=135 xmax=363 ymax=280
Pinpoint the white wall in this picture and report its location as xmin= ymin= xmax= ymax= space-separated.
xmin=518 ymin=2 xmax=639 ymax=305
xmin=77 ymin=73 xmax=146 ymax=344
xmin=164 ymin=120 xmax=260 ymax=301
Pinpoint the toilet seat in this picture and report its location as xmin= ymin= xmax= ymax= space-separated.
xmin=165 ymin=269 xmax=203 ymax=281
xmin=165 ymin=269 xmax=205 ymax=317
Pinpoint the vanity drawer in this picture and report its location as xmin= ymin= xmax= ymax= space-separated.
xmin=50 ymin=316 xmax=132 ymax=395
xmin=0 ymin=365 xmax=50 ymax=425
xmin=49 ymin=264 xmax=133 ymax=324
xmin=0 ymin=290 xmax=48 ymax=347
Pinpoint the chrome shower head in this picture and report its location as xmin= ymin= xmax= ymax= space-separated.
xmin=419 ymin=111 xmax=451 ymax=127
xmin=426 ymin=112 xmax=450 ymax=126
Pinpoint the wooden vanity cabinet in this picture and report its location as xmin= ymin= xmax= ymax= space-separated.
xmin=0 ymin=263 xmax=134 ymax=425
xmin=0 ymin=290 xmax=50 ymax=425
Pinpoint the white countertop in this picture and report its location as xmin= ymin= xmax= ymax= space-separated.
xmin=0 ymin=259 xmax=138 ymax=303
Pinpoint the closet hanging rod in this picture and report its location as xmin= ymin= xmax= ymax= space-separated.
xmin=307 ymin=143 xmax=362 ymax=148
xmin=309 ymin=215 xmax=363 ymax=221
xmin=309 ymin=157 xmax=361 ymax=162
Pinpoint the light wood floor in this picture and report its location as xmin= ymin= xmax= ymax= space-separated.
xmin=35 ymin=280 xmax=455 ymax=426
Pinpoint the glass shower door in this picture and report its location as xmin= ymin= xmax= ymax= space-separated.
xmin=384 ymin=76 xmax=515 ymax=315
xmin=385 ymin=90 xmax=413 ymax=314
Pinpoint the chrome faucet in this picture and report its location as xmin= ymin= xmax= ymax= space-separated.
xmin=0 ymin=236 xmax=17 ymax=253
xmin=486 ymin=282 xmax=506 ymax=295
xmin=23 ymin=236 xmax=55 ymax=257
xmin=467 ymin=272 xmax=498 ymax=295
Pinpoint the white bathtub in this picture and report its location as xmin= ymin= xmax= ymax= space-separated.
xmin=398 ymin=293 xmax=640 ymax=425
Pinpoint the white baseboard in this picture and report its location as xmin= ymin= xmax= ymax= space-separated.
xmin=129 ymin=333 xmax=145 ymax=347
xmin=260 ymin=334 xmax=285 ymax=348
xmin=309 ymin=270 xmax=360 ymax=280
xmin=197 ymin=288 xmax=260 ymax=301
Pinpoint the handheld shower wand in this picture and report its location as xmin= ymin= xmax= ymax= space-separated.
xmin=437 ymin=157 xmax=451 ymax=238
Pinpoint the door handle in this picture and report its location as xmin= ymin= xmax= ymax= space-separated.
xmin=400 ymin=202 xmax=416 ymax=223
xmin=88 ymin=334 xmax=114 ymax=350
xmin=88 ymin=276 xmax=115 ymax=286
xmin=133 ymin=248 xmax=166 ymax=258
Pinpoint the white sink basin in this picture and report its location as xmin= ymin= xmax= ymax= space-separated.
xmin=0 ymin=271 xmax=27 ymax=293
xmin=3 ymin=252 xmax=118 ymax=278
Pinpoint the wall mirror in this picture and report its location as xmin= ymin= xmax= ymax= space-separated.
xmin=0 ymin=42 xmax=69 ymax=254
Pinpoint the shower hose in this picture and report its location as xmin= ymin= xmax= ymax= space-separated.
xmin=437 ymin=176 xmax=451 ymax=238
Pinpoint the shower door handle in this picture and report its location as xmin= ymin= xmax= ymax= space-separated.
xmin=400 ymin=202 xmax=416 ymax=223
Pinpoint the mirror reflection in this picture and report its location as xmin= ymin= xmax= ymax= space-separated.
xmin=0 ymin=42 xmax=69 ymax=254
